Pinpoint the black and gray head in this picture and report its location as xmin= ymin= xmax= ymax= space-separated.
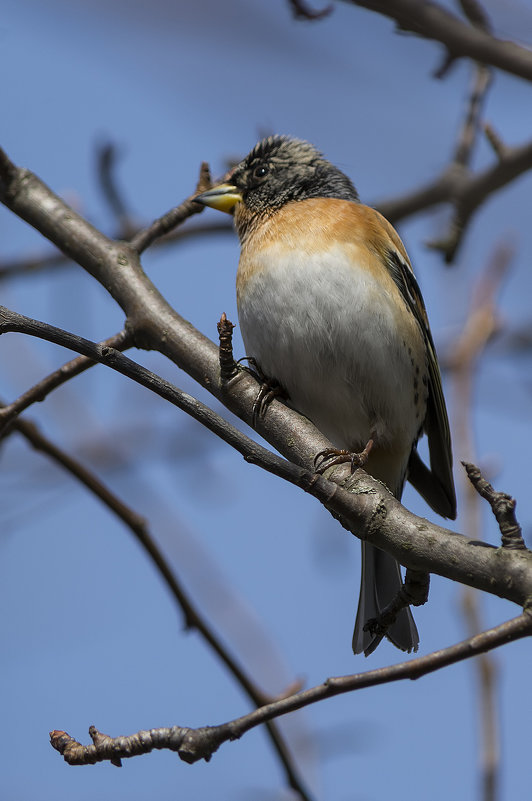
xmin=228 ymin=135 xmax=359 ymax=212
xmin=195 ymin=136 xmax=359 ymax=223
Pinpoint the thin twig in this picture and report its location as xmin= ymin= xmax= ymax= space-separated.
xmin=129 ymin=162 xmax=212 ymax=253
xmin=461 ymin=591 xmax=499 ymax=801
xmin=458 ymin=0 xmax=492 ymax=34
xmin=0 ymin=329 xmax=131 ymax=437
xmin=217 ymin=313 xmax=239 ymax=383
xmin=463 ymin=463 xmax=526 ymax=550
xmin=50 ymin=611 xmax=532 ymax=767
xmin=0 ymin=219 xmax=233 ymax=283
xmin=434 ymin=0 xmax=493 ymax=81
xmin=96 ymin=142 xmax=137 ymax=238
xmin=453 ymin=63 xmax=492 ymax=168
xmin=484 ymin=123 xmax=508 ymax=160
xmin=446 ymin=242 xmax=514 ymax=801
xmin=0 ymin=304 xmax=307 ymax=485
xmin=288 ymin=0 xmax=333 ymax=19
xmin=378 ymin=135 xmax=532 ymax=261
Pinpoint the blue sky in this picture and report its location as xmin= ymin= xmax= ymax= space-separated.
xmin=1 ymin=2 xmax=531 ymax=800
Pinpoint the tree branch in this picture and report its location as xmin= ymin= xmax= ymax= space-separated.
xmin=129 ymin=161 xmax=212 ymax=253
xmin=12 ymin=413 xmax=314 ymax=801
xmin=0 ymin=329 xmax=131 ymax=437
xmin=445 ymin=243 xmax=513 ymax=801
xmin=96 ymin=142 xmax=137 ymax=238
xmin=464 ymin=462 xmax=526 ymax=551
xmin=50 ymin=610 xmax=532 ymax=767
xmin=0 ymin=150 xmax=531 ymax=608
xmin=340 ymin=1 xmax=532 ymax=84
xmin=1 ymin=302 xmax=532 ymax=611
xmin=377 ymin=134 xmax=532 ymax=261
xmin=0 ymin=219 xmax=233 ymax=283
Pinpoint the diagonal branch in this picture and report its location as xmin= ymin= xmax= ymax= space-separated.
xmin=377 ymin=134 xmax=532 ymax=260
xmin=0 ymin=150 xmax=531 ymax=608
xmin=129 ymin=161 xmax=212 ymax=253
xmin=50 ymin=610 xmax=532 ymax=767
xmin=12 ymin=415 xmax=314 ymax=801
xmin=339 ymin=1 xmax=532 ymax=83
xmin=0 ymin=329 xmax=131 ymax=437
xmin=0 ymin=219 xmax=233 ymax=283
xmin=2 ymin=302 xmax=532 ymax=610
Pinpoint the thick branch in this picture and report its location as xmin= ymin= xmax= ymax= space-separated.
xmin=50 ymin=611 xmax=532 ymax=766
xmin=341 ymin=1 xmax=532 ymax=83
xmin=1 ymin=152 xmax=532 ymax=610
xmin=2 ymin=304 xmax=532 ymax=609
xmin=0 ymin=220 xmax=233 ymax=283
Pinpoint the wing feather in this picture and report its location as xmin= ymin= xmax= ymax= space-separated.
xmin=385 ymin=247 xmax=456 ymax=519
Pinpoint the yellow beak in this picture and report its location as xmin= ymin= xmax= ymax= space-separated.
xmin=194 ymin=183 xmax=243 ymax=214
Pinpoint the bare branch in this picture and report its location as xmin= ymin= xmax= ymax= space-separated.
xmin=446 ymin=241 xmax=514 ymax=801
xmin=452 ymin=64 xmax=492 ymax=168
xmin=378 ymin=136 xmax=532 ymax=261
xmin=0 ymin=329 xmax=131 ymax=437
xmin=0 ymin=305 xmax=302 ymax=484
xmin=458 ymin=0 xmax=492 ymax=34
xmin=484 ymin=122 xmax=509 ymax=160
xmin=96 ymin=142 xmax=137 ymax=238
xmin=13 ymin=414 xmax=313 ymax=801
xmin=0 ymin=219 xmax=233 ymax=283
xmin=130 ymin=162 xmax=212 ymax=253
xmin=339 ymin=1 xmax=532 ymax=83
xmin=464 ymin=463 xmax=526 ymax=551
xmin=217 ymin=312 xmax=239 ymax=383
xmin=288 ymin=0 xmax=333 ymax=19
xmin=1 ymin=154 xmax=532 ymax=609
xmin=50 ymin=611 xmax=532 ymax=767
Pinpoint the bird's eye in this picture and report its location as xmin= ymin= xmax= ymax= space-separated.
xmin=253 ymin=164 xmax=269 ymax=180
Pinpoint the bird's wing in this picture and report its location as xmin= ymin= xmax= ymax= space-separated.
xmin=374 ymin=211 xmax=456 ymax=520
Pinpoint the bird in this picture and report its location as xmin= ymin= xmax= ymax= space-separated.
xmin=195 ymin=135 xmax=456 ymax=656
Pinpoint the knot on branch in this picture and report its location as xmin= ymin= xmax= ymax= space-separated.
xmin=50 ymin=723 xmax=226 ymax=767
xmin=217 ymin=312 xmax=238 ymax=382
xmin=463 ymin=461 xmax=527 ymax=550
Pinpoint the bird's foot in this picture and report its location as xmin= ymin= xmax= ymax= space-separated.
xmin=252 ymin=379 xmax=286 ymax=427
xmin=314 ymin=438 xmax=374 ymax=474
xmin=362 ymin=569 xmax=428 ymax=655
xmin=239 ymin=358 xmax=287 ymax=428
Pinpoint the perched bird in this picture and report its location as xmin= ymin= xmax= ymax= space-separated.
xmin=196 ymin=136 xmax=456 ymax=656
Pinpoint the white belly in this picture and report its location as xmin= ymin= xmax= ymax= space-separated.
xmin=237 ymin=243 xmax=426 ymax=456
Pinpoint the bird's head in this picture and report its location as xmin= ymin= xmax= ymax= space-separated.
xmin=195 ymin=135 xmax=358 ymax=238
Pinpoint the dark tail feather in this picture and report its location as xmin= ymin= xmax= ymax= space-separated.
xmin=352 ymin=542 xmax=419 ymax=656
xmin=408 ymin=449 xmax=456 ymax=520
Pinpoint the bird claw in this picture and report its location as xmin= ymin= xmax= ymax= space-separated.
xmin=252 ymin=379 xmax=285 ymax=427
xmin=238 ymin=358 xmax=287 ymax=428
xmin=314 ymin=439 xmax=374 ymax=474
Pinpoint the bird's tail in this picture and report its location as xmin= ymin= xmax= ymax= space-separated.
xmin=352 ymin=541 xmax=419 ymax=656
